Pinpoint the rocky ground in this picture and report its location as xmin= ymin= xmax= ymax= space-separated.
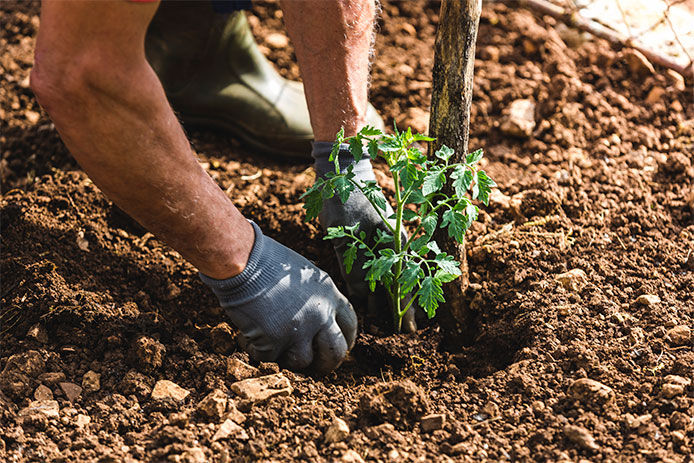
xmin=1 ymin=1 xmax=693 ymax=462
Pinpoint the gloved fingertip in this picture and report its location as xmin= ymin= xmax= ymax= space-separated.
xmin=312 ymin=321 xmax=349 ymax=374
xmin=335 ymin=301 xmax=358 ymax=350
xmin=279 ymin=340 xmax=314 ymax=371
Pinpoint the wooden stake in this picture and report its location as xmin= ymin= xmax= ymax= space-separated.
xmin=428 ymin=0 xmax=482 ymax=346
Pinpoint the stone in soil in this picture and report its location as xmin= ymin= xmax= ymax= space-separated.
xmin=212 ymin=419 xmax=248 ymax=441
xmin=34 ymin=384 xmax=53 ymax=401
xmin=662 ymin=383 xmax=685 ymax=399
xmin=0 ymin=350 xmax=45 ymax=399
xmin=421 ymin=413 xmax=446 ymax=432
xmin=133 ymin=336 xmax=166 ymax=372
xmin=555 ymin=269 xmax=587 ymax=291
xmin=151 ymin=380 xmax=190 ymax=401
xmin=358 ymin=380 xmax=429 ymax=427
xmin=568 ymin=378 xmax=615 ymax=411
xmin=59 ymin=382 xmax=82 ymax=402
xmin=230 ymin=373 xmax=291 ymax=403
xmin=500 ymin=99 xmax=536 ymax=137
xmin=666 ymin=325 xmax=691 ymax=346
xmin=226 ymin=357 xmax=259 ymax=381
xmin=75 ymin=414 xmax=91 ymax=428
xmin=26 ymin=323 xmax=48 ymax=343
xmin=19 ymin=400 xmax=59 ymax=418
xmin=196 ymin=388 xmax=227 ymax=421
xmin=634 ymin=294 xmax=660 ymax=307
xmin=564 ymin=424 xmax=599 ymax=451
xmin=210 ymin=322 xmax=235 ymax=354
xmin=39 ymin=372 xmax=66 ymax=385
xmin=82 ymin=370 xmax=101 ymax=393
xmin=325 ymin=417 xmax=350 ymax=444
xmin=340 ymin=449 xmax=366 ymax=463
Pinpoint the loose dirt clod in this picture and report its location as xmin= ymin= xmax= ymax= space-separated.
xmin=226 ymin=357 xmax=260 ymax=381
xmin=230 ymin=373 xmax=292 ymax=403
xmin=568 ymin=378 xmax=615 ymax=411
xmin=501 ymin=99 xmax=536 ymax=137
xmin=196 ymin=389 xmax=228 ymax=421
xmin=420 ymin=413 xmax=446 ymax=432
xmin=666 ymin=325 xmax=691 ymax=346
xmin=151 ymin=380 xmax=190 ymax=402
xmin=133 ymin=336 xmax=166 ymax=372
xmin=59 ymin=382 xmax=82 ymax=402
xmin=359 ymin=380 xmax=429 ymax=428
xmin=564 ymin=424 xmax=599 ymax=451
xmin=82 ymin=370 xmax=101 ymax=393
xmin=33 ymin=384 xmax=53 ymax=401
xmin=325 ymin=417 xmax=350 ymax=443
xmin=212 ymin=419 xmax=248 ymax=441
xmin=19 ymin=400 xmax=59 ymax=419
xmin=635 ymin=294 xmax=660 ymax=307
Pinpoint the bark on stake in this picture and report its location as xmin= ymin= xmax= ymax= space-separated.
xmin=428 ymin=0 xmax=482 ymax=346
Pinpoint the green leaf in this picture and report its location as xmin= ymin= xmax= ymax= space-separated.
xmin=348 ymin=137 xmax=364 ymax=162
xmin=402 ymin=209 xmax=418 ymax=221
xmin=330 ymin=127 xmax=345 ymax=173
xmin=427 ymin=240 xmax=441 ymax=254
xmin=361 ymin=180 xmax=387 ymax=211
xmin=378 ymin=137 xmax=401 ymax=152
xmin=465 ymin=148 xmax=483 ymax=165
xmin=398 ymin=261 xmax=422 ymax=294
xmin=422 ymin=167 xmax=445 ymax=196
xmin=473 ymin=170 xmax=495 ymax=206
xmin=332 ymin=175 xmax=354 ymax=204
xmin=412 ymin=133 xmax=435 ymax=142
xmin=435 ymin=254 xmax=462 ymax=276
xmin=434 ymin=145 xmax=455 ymax=162
xmin=367 ymin=139 xmax=379 ymax=159
xmin=451 ymin=165 xmax=474 ymax=197
xmin=406 ymin=189 xmax=426 ymax=205
xmin=417 ymin=276 xmax=445 ymax=318
xmin=343 ymin=243 xmax=358 ymax=274
xmin=359 ymin=125 xmax=383 ymax=136
xmin=400 ymin=162 xmax=420 ymax=191
xmin=435 ymin=269 xmax=459 ymax=283
xmin=441 ymin=209 xmax=465 ymax=243
xmin=407 ymin=148 xmax=428 ymax=164
xmin=325 ymin=226 xmax=346 ymax=239
xmin=302 ymin=187 xmax=324 ymax=221
xmin=465 ymin=203 xmax=478 ymax=222
xmin=422 ymin=213 xmax=438 ymax=235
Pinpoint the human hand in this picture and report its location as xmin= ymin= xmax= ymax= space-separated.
xmin=200 ymin=222 xmax=357 ymax=373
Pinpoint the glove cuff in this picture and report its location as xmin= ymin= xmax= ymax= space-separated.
xmin=199 ymin=221 xmax=280 ymax=304
xmin=311 ymin=142 xmax=372 ymax=178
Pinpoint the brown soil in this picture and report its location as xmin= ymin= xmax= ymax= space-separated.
xmin=2 ymin=1 xmax=693 ymax=462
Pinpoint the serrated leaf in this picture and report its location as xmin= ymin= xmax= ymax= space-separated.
xmin=407 ymin=148 xmax=428 ymax=164
xmin=398 ymin=261 xmax=422 ymax=294
xmin=400 ymin=162 xmax=420 ymax=191
xmin=332 ymin=175 xmax=354 ymax=204
xmin=473 ymin=170 xmax=495 ymax=206
xmin=465 ymin=203 xmax=478 ymax=222
xmin=451 ymin=165 xmax=474 ymax=197
xmin=348 ymin=137 xmax=364 ymax=162
xmin=406 ymin=189 xmax=426 ymax=204
xmin=359 ymin=125 xmax=382 ymax=136
xmin=417 ymin=276 xmax=445 ymax=318
xmin=374 ymin=228 xmax=394 ymax=245
xmin=367 ymin=139 xmax=379 ymax=159
xmin=427 ymin=240 xmax=441 ymax=254
xmin=465 ymin=148 xmax=483 ymax=165
xmin=302 ymin=187 xmax=323 ymax=221
xmin=434 ymin=145 xmax=455 ymax=161
xmin=422 ymin=213 xmax=438 ymax=235
xmin=378 ymin=137 xmax=401 ymax=152
xmin=343 ymin=244 xmax=358 ymax=274
xmin=325 ymin=226 xmax=346 ymax=239
xmin=422 ymin=168 xmax=445 ymax=196
xmin=361 ymin=180 xmax=387 ymax=211
xmin=434 ymin=269 xmax=460 ymax=283
xmin=402 ymin=208 xmax=418 ymax=221
xmin=441 ymin=209 xmax=465 ymax=243
xmin=435 ymin=254 xmax=462 ymax=276
xmin=412 ymin=133 xmax=435 ymax=142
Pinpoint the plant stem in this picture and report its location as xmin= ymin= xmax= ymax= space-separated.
xmin=392 ymin=160 xmax=404 ymax=333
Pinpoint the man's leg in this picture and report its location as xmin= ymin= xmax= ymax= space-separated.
xmin=281 ymin=0 xmax=375 ymax=141
xmin=31 ymin=0 xmax=253 ymax=279
xmin=281 ymin=1 xmax=417 ymax=331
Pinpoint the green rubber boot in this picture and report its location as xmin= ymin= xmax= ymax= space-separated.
xmin=145 ymin=5 xmax=385 ymax=159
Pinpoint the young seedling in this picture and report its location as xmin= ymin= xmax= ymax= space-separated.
xmin=303 ymin=125 xmax=495 ymax=332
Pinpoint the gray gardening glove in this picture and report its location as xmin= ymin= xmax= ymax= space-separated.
xmin=200 ymin=221 xmax=357 ymax=373
xmin=312 ymin=142 xmax=417 ymax=333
